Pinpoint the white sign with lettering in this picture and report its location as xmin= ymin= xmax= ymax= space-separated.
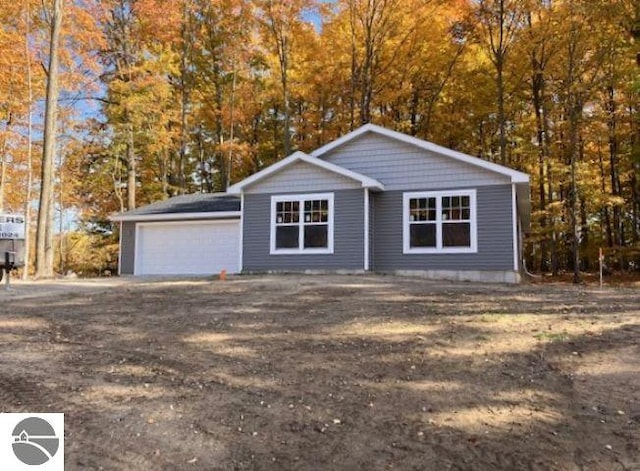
xmin=0 ymin=214 xmax=26 ymax=240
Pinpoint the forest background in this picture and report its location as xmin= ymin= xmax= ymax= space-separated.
xmin=0 ymin=0 xmax=638 ymax=281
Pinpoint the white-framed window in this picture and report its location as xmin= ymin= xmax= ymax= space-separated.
xmin=270 ymin=193 xmax=334 ymax=254
xmin=403 ymin=190 xmax=477 ymax=254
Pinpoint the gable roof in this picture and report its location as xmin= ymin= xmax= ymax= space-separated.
xmin=110 ymin=193 xmax=240 ymax=222
xmin=310 ymin=123 xmax=529 ymax=184
xmin=226 ymin=151 xmax=385 ymax=194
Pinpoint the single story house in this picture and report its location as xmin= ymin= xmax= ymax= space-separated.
xmin=112 ymin=124 xmax=530 ymax=283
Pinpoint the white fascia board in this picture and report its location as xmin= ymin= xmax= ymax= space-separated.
xmin=227 ymin=150 xmax=384 ymax=193
xmin=311 ymin=123 xmax=530 ymax=184
xmin=110 ymin=211 xmax=241 ymax=222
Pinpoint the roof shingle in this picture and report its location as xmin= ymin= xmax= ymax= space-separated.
xmin=114 ymin=193 xmax=240 ymax=218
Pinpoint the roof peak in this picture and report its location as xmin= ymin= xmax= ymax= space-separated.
xmin=311 ymin=124 xmax=529 ymax=184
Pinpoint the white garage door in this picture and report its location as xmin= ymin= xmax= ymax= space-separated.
xmin=135 ymin=220 xmax=240 ymax=275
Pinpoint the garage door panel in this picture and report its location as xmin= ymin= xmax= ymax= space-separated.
xmin=135 ymin=221 xmax=239 ymax=275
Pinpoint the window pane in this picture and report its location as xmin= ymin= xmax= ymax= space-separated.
xmin=276 ymin=226 xmax=299 ymax=249
xmin=304 ymin=199 xmax=329 ymax=225
xmin=304 ymin=225 xmax=328 ymax=248
xmin=442 ymin=223 xmax=470 ymax=247
xmin=410 ymin=223 xmax=436 ymax=248
xmin=410 ymin=198 xmax=433 ymax=221
xmin=277 ymin=200 xmax=300 ymax=223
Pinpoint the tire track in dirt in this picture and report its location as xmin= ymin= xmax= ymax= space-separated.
xmin=0 ymin=370 xmax=180 ymax=470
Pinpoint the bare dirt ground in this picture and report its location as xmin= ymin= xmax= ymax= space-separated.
xmin=0 ymin=275 xmax=639 ymax=470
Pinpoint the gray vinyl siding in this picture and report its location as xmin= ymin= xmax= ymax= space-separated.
xmin=120 ymin=221 xmax=136 ymax=275
xmin=322 ymin=133 xmax=508 ymax=190
xmin=373 ymin=185 xmax=515 ymax=272
xmin=244 ymin=161 xmax=361 ymax=194
xmin=243 ymin=189 xmax=364 ymax=271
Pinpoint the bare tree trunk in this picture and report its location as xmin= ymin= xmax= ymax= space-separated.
xmin=496 ymin=53 xmax=507 ymax=165
xmin=225 ymin=67 xmax=237 ymax=190
xmin=23 ymin=2 xmax=34 ymax=279
xmin=0 ymin=84 xmax=14 ymax=212
xmin=348 ymin=2 xmax=358 ymax=131
xmin=567 ymin=99 xmax=582 ymax=284
xmin=112 ymin=157 xmax=125 ymax=213
xmin=358 ymin=0 xmax=377 ymax=125
xmin=0 ymin=130 xmax=7 ymax=212
xmin=265 ymin=0 xmax=291 ymax=157
xmin=477 ymin=0 xmax=523 ymax=165
xmin=531 ymin=62 xmax=551 ymax=270
xmin=606 ymin=85 xmax=623 ymax=247
xmin=496 ymin=0 xmax=507 ymax=166
xmin=126 ymin=124 xmax=136 ymax=210
xmin=548 ymin=160 xmax=559 ymax=275
xmin=35 ymin=0 xmax=63 ymax=279
xmin=58 ymin=158 xmax=65 ymax=273
xmin=598 ymin=145 xmax=613 ymax=247
xmin=178 ymin=0 xmax=191 ymax=194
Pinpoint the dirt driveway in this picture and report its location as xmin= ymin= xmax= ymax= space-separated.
xmin=0 ymin=275 xmax=639 ymax=470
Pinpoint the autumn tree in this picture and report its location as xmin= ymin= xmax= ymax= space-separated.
xmin=3 ymin=0 xmax=637 ymax=277
xmin=34 ymin=0 xmax=64 ymax=278
xmin=474 ymin=0 xmax=526 ymax=165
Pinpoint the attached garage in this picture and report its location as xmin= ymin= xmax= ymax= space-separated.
xmin=135 ymin=220 xmax=240 ymax=275
xmin=111 ymin=193 xmax=241 ymax=276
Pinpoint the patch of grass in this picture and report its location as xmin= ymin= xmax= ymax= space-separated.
xmin=533 ymin=330 xmax=569 ymax=342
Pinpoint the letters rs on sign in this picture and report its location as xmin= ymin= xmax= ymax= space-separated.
xmin=0 ymin=214 xmax=26 ymax=240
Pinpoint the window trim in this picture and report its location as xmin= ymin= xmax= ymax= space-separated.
xmin=270 ymin=193 xmax=334 ymax=255
xmin=403 ymin=190 xmax=477 ymax=254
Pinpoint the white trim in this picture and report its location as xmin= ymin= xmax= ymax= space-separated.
xmin=239 ymin=193 xmax=244 ymax=272
xmin=269 ymin=193 xmax=334 ymax=255
xmin=311 ymin=123 xmax=529 ymax=184
xmin=134 ymin=222 xmax=141 ymax=274
xmin=364 ymin=188 xmax=370 ymax=270
xmin=111 ymin=211 xmax=241 ymax=222
xmin=402 ymin=190 xmax=478 ymax=254
xmin=118 ymin=221 xmax=123 ymax=275
xmin=227 ymin=151 xmax=384 ymax=193
xmin=133 ymin=219 xmax=240 ymax=276
xmin=511 ymin=183 xmax=519 ymax=272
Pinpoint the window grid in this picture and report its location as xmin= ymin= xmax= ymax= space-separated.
xmin=275 ymin=201 xmax=300 ymax=224
xmin=404 ymin=191 xmax=476 ymax=254
xmin=271 ymin=194 xmax=333 ymax=254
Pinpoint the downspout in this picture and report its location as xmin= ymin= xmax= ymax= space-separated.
xmin=511 ymin=183 xmax=519 ymax=273
xmin=364 ymin=188 xmax=369 ymax=271
xmin=118 ymin=221 xmax=123 ymax=275
xmin=238 ymin=192 xmax=244 ymax=272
